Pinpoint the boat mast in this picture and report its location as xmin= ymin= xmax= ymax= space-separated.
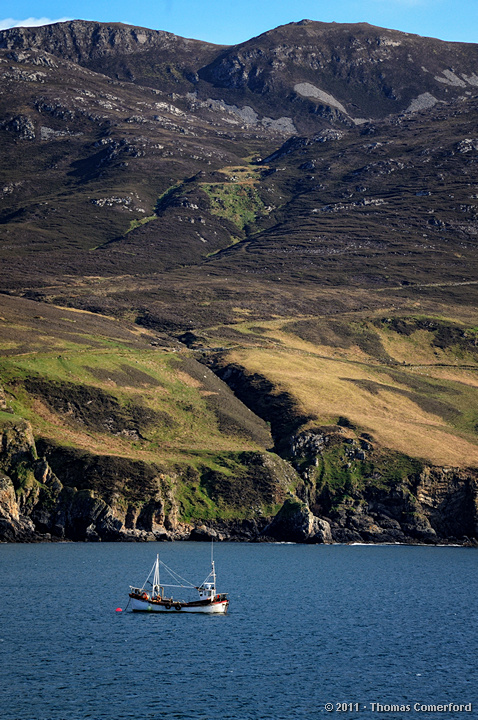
xmin=153 ymin=554 xmax=160 ymax=594
xmin=211 ymin=539 xmax=216 ymax=594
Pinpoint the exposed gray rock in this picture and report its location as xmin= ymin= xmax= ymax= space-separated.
xmin=435 ymin=69 xmax=467 ymax=87
xmin=2 ymin=68 xmax=47 ymax=82
xmin=187 ymin=96 xmax=296 ymax=134
xmin=294 ymin=82 xmax=349 ymax=116
xmin=261 ymin=116 xmax=296 ymax=133
xmin=457 ymin=138 xmax=478 ymax=153
xmin=264 ymin=499 xmax=332 ymax=543
xmin=40 ymin=126 xmax=83 ymax=140
xmin=310 ymin=516 xmax=333 ymax=543
xmin=0 ymin=473 xmax=37 ymax=541
xmin=0 ymin=114 xmax=35 ymax=139
xmin=6 ymin=50 xmax=58 ymax=68
xmin=406 ymin=92 xmax=438 ymax=113
xmin=401 ymin=514 xmax=437 ymax=541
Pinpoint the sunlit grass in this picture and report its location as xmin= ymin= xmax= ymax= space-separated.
xmin=224 ymin=344 xmax=478 ymax=467
xmin=0 ymin=338 xmax=264 ymax=468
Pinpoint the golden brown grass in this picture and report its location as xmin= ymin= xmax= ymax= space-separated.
xmin=224 ymin=344 xmax=478 ymax=467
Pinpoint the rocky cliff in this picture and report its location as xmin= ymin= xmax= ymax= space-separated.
xmin=0 ymin=408 xmax=292 ymax=542
xmin=287 ymin=428 xmax=478 ymax=545
xmin=1 ymin=413 xmax=476 ymax=545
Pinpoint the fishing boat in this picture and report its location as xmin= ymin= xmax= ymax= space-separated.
xmin=128 ymin=551 xmax=229 ymax=614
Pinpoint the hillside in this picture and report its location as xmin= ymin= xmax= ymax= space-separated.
xmin=0 ymin=19 xmax=477 ymax=544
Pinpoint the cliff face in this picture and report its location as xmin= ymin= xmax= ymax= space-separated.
xmin=0 ymin=416 xmax=164 ymax=541
xmin=0 ymin=417 xmax=43 ymax=540
xmin=0 ymin=415 xmax=290 ymax=542
xmin=415 ymin=467 xmax=478 ymax=540
xmin=0 ymin=418 xmax=186 ymax=542
xmin=323 ymin=465 xmax=478 ymax=545
xmin=285 ymin=428 xmax=478 ymax=545
xmin=1 ymin=416 xmax=476 ymax=544
xmin=0 ymin=20 xmax=222 ymax=96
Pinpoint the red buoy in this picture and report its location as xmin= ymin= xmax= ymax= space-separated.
xmin=115 ymin=607 xmax=122 ymax=612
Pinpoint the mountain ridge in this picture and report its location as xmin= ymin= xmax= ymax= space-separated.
xmin=3 ymin=18 xmax=478 ymax=126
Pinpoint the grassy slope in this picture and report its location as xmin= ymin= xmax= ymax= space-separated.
xmin=0 ymin=296 xmax=281 ymax=521
xmin=203 ymin=313 xmax=478 ymax=467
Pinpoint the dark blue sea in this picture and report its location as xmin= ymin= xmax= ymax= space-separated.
xmin=0 ymin=542 xmax=476 ymax=720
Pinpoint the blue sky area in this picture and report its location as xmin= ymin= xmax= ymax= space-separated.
xmin=0 ymin=0 xmax=477 ymax=46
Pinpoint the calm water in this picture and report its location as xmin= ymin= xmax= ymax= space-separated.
xmin=0 ymin=542 xmax=476 ymax=720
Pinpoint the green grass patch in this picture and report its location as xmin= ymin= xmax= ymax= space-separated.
xmin=176 ymin=481 xmax=219 ymax=522
xmin=11 ymin=460 xmax=37 ymax=494
xmin=0 ymin=336 xmax=265 ymax=468
xmin=155 ymin=182 xmax=182 ymax=212
xmin=126 ymin=214 xmax=158 ymax=233
xmin=201 ymin=182 xmax=267 ymax=231
xmin=0 ymin=409 xmax=26 ymax=424
xmin=315 ymin=444 xmax=424 ymax=498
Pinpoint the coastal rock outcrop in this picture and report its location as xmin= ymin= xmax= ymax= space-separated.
xmin=0 ymin=473 xmax=37 ymax=541
xmin=264 ymin=498 xmax=332 ymax=543
xmin=311 ymin=463 xmax=478 ymax=545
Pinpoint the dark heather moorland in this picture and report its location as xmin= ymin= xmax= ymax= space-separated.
xmin=0 ymin=19 xmax=477 ymax=544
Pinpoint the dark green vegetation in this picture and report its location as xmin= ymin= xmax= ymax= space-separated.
xmin=0 ymin=20 xmax=477 ymax=542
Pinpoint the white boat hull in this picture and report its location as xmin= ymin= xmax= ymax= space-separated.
xmin=130 ymin=596 xmax=229 ymax=614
